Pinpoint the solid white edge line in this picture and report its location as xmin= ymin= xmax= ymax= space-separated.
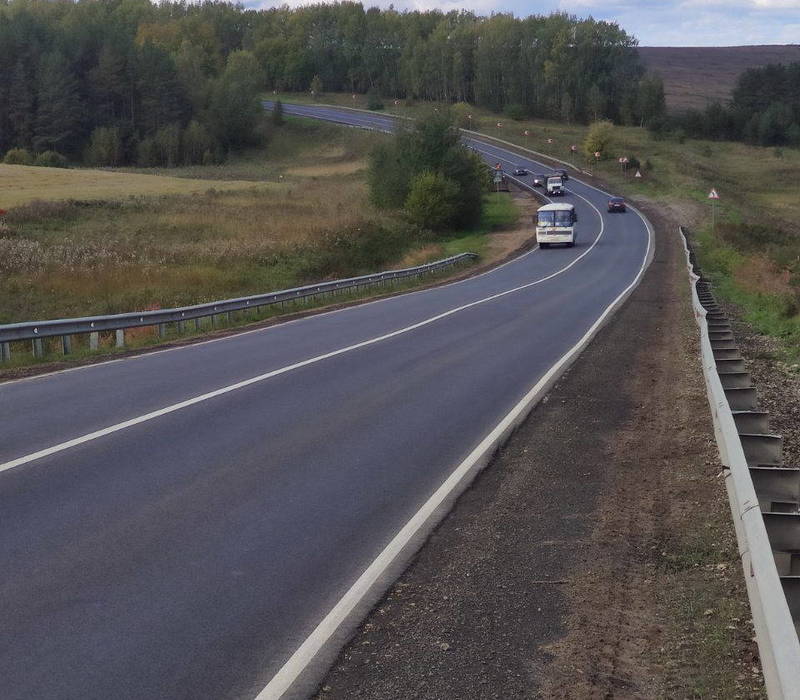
xmin=255 ymin=205 xmax=654 ymax=700
xmin=0 ymin=200 xmax=607 ymax=476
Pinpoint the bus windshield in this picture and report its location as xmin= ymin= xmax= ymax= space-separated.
xmin=537 ymin=210 xmax=574 ymax=227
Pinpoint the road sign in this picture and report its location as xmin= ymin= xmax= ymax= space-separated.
xmin=708 ymin=188 xmax=719 ymax=199
xmin=496 ymin=122 xmax=502 ymax=128
xmin=594 ymin=151 xmax=601 ymax=159
xmin=635 ymin=170 xmax=642 ymax=178
xmin=524 ymin=130 xmax=529 ymax=136
xmin=547 ymin=138 xmax=553 ymax=144
xmin=495 ymin=163 xmax=502 ymax=170
xmin=571 ymin=145 xmax=577 ymax=152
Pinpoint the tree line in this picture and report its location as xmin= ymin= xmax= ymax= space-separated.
xmin=0 ymin=1 xmax=664 ymax=167
xmin=659 ymin=62 xmax=800 ymax=147
xmin=0 ymin=0 xmax=264 ymax=166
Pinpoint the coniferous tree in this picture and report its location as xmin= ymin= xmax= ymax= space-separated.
xmin=34 ymin=52 xmax=85 ymax=155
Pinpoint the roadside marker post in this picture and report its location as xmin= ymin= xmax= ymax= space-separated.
xmin=708 ymin=188 xmax=720 ymax=233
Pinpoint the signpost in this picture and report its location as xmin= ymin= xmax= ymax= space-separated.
xmin=524 ymin=129 xmax=529 ymax=146
xmin=708 ymin=188 xmax=720 ymax=233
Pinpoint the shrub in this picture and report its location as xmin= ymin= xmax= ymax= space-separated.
xmin=84 ymin=127 xmax=122 ymax=166
xmin=627 ymin=156 xmax=641 ymax=171
xmin=3 ymin=148 xmax=33 ymax=165
xmin=404 ymin=171 xmax=460 ymax=231
xmin=643 ymin=158 xmax=653 ymax=171
xmin=34 ymin=150 xmax=68 ymax=168
xmin=503 ymin=103 xmax=526 ymax=121
xmin=367 ymin=88 xmax=384 ymax=111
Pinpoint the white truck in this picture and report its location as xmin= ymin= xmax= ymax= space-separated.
xmin=536 ymin=203 xmax=577 ymax=248
xmin=546 ymin=175 xmax=565 ymax=196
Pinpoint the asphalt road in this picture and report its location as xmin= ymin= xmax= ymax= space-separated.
xmin=0 ymin=104 xmax=652 ymax=700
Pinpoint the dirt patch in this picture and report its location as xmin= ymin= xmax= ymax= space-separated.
xmin=286 ymin=161 xmax=366 ymax=177
xmin=313 ymin=202 xmax=763 ymax=699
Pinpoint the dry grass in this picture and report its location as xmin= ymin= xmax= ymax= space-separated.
xmin=0 ymin=164 xmax=274 ymax=208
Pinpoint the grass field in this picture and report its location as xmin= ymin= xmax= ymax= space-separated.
xmin=0 ymin=163 xmax=276 ymax=208
xmin=638 ymin=45 xmax=800 ymax=112
xmin=0 ymin=116 xmax=519 ymax=340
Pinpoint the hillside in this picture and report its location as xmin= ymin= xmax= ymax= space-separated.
xmin=638 ymin=45 xmax=800 ymax=111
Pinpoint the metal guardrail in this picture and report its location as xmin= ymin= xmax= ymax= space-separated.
xmin=680 ymin=226 xmax=800 ymax=699
xmin=0 ymin=253 xmax=477 ymax=362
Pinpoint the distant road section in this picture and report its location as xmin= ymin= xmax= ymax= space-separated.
xmin=0 ymin=104 xmax=651 ymax=699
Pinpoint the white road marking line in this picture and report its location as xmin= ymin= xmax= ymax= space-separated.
xmin=0 ymin=206 xmax=606 ymax=476
xmin=255 ymin=203 xmax=654 ymax=700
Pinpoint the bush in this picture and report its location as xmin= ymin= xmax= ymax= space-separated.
xmin=503 ymin=103 xmax=526 ymax=121
xmin=85 ymin=127 xmax=122 ymax=166
xmin=583 ymin=120 xmax=614 ymax=160
xmin=367 ymin=88 xmax=384 ymax=111
xmin=643 ymin=158 xmax=653 ymax=172
xmin=627 ymin=156 xmax=641 ymax=171
xmin=405 ymin=171 xmax=460 ymax=231
xmin=34 ymin=150 xmax=68 ymax=168
xmin=3 ymin=148 xmax=33 ymax=165
xmin=451 ymin=102 xmax=479 ymax=130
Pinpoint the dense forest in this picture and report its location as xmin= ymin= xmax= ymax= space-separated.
xmin=0 ymin=0 xmax=664 ymax=167
xmin=667 ymin=62 xmax=800 ymax=147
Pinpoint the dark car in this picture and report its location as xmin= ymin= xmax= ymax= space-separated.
xmin=608 ymin=196 xmax=626 ymax=213
xmin=513 ymin=167 xmax=528 ymax=176
xmin=554 ymin=168 xmax=569 ymax=181
xmin=532 ymin=174 xmax=546 ymax=187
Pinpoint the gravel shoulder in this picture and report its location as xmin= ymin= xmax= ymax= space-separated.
xmin=313 ymin=202 xmax=764 ymax=698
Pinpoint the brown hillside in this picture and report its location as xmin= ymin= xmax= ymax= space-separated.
xmin=638 ymin=45 xmax=800 ymax=111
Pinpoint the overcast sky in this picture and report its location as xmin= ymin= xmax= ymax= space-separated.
xmin=252 ymin=0 xmax=800 ymax=47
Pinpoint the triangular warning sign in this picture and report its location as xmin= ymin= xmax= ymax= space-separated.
xmin=634 ymin=170 xmax=642 ymax=178
xmin=708 ymin=188 xmax=719 ymax=199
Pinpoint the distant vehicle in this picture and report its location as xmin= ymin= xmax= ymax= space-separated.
xmin=532 ymin=174 xmax=546 ymax=187
xmin=608 ymin=196 xmax=626 ymax=213
xmin=554 ymin=168 xmax=569 ymax=181
xmin=546 ymin=176 xmax=565 ymax=196
xmin=513 ymin=167 xmax=528 ymax=176
xmin=536 ymin=203 xmax=577 ymax=248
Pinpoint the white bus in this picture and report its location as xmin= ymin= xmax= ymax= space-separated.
xmin=536 ymin=203 xmax=578 ymax=248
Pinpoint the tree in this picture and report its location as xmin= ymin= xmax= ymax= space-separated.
xmin=637 ymin=74 xmax=666 ymax=127
xmin=7 ymin=61 xmax=35 ymax=149
xmin=208 ymin=50 xmax=263 ymax=150
xmin=182 ymin=120 xmax=213 ymax=165
xmin=34 ymin=52 xmax=85 ymax=155
xmin=583 ymin=120 xmax=614 ymax=160
xmin=85 ymin=127 xmax=123 ymax=166
xmin=272 ymin=99 xmax=285 ymax=126
xmin=310 ymin=74 xmax=323 ymax=99
xmin=405 ymin=171 xmax=460 ymax=231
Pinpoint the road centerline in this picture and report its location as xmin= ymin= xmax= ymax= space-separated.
xmin=0 ymin=209 xmax=605 ymax=477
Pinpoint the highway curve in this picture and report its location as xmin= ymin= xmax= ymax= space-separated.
xmin=0 ymin=104 xmax=652 ymax=699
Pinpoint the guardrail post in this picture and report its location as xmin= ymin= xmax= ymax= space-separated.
xmin=158 ymin=323 xmax=166 ymax=338
xmin=32 ymin=338 xmax=43 ymax=358
xmin=1 ymin=342 xmax=10 ymax=363
xmin=115 ymin=329 xmax=125 ymax=348
xmin=89 ymin=332 xmax=99 ymax=351
xmin=177 ymin=321 xmax=185 ymax=334
xmin=61 ymin=335 xmax=72 ymax=355
xmin=195 ymin=318 xmax=202 ymax=331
